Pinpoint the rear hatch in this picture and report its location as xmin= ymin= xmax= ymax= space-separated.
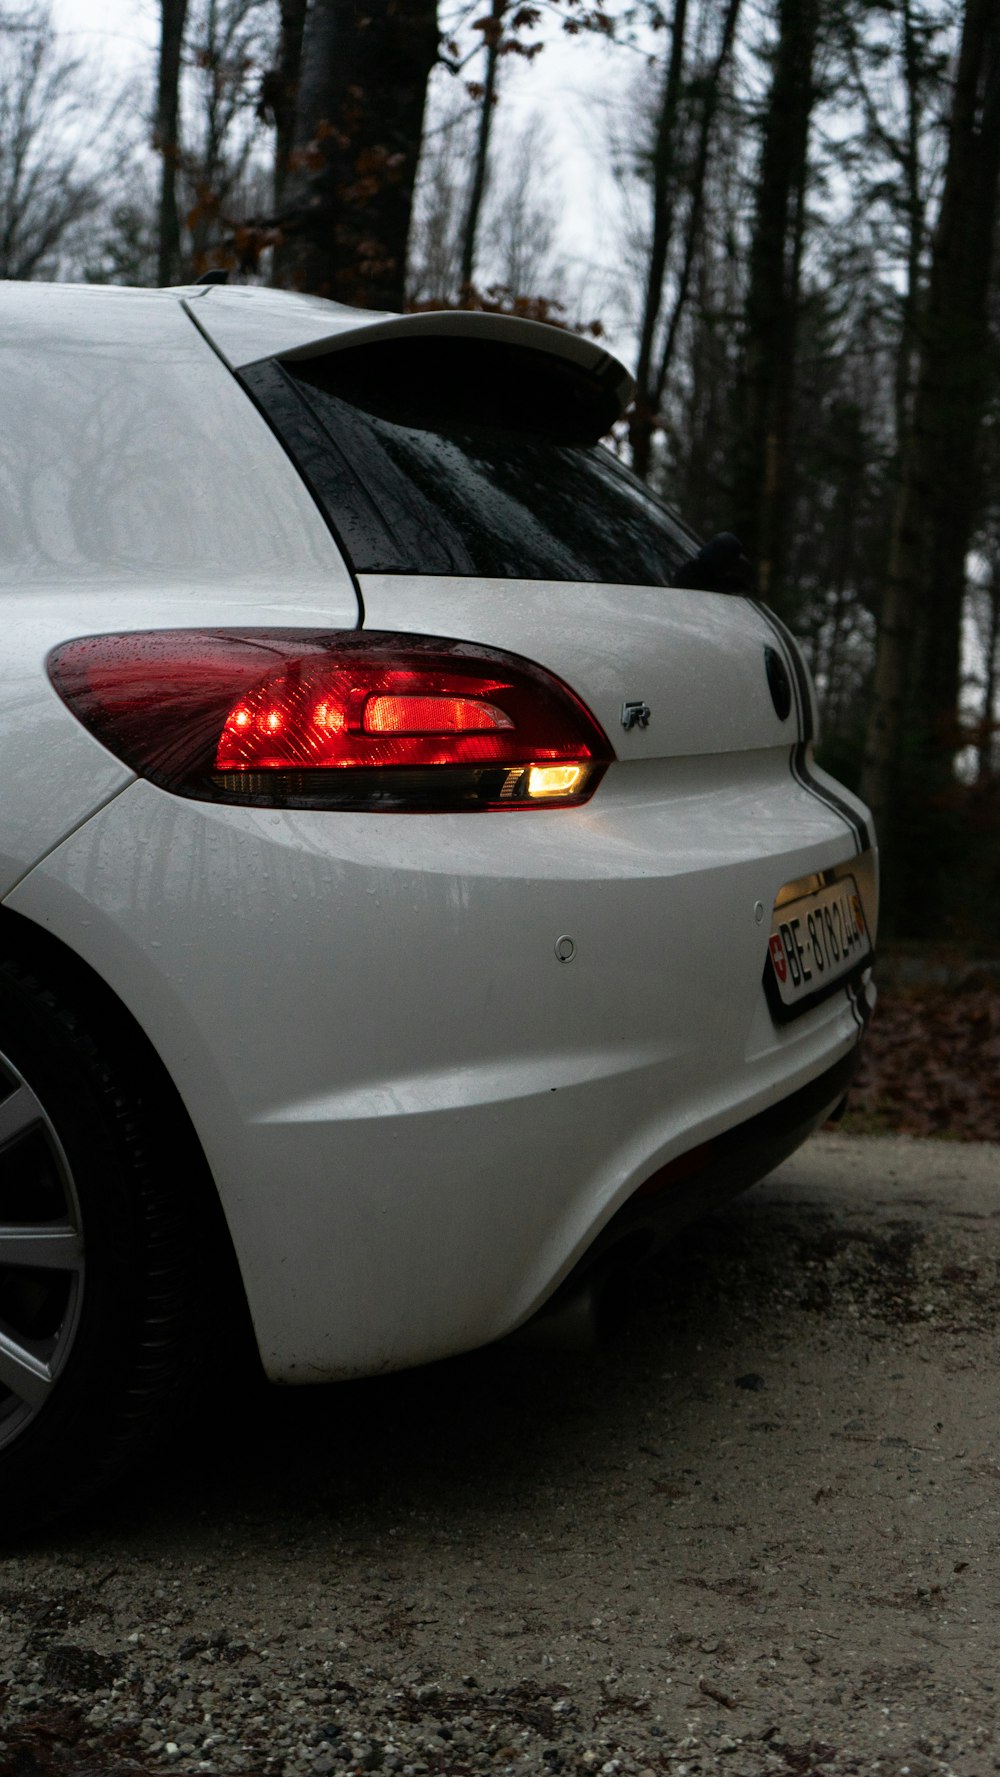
xmin=221 ymin=311 xmax=801 ymax=766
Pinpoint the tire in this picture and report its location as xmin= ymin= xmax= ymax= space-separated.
xmin=0 ymin=956 xmax=209 ymax=1529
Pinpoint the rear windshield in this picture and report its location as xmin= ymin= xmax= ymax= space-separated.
xmin=242 ymin=340 xmax=700 ymax=586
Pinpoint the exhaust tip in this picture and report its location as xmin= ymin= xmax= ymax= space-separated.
xmin=502 ymin=1234 xmax=653 ymax=1353
xmin=503 ymin=1282 xmax=605 ymax=1353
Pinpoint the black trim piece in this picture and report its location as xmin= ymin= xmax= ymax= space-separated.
xmin=846 ymin=973 xmax=873 ymax=1035
xmin=719 ymin=1041 xmax=861 ymax=1147
xmin=845 ymin=980 xmax=865 ymax=1035
xmin=790 ymin=741 xmax=873 ymax=855
xmin=764 ymin=644 xmax=793 ymax=720
xmin=762 ymin=950 xmax=873 ymax=1026
xmin=748 ymin=599 xmax=873 ymax=855
xmin=751 ymin=600 xmax=814 ymax=742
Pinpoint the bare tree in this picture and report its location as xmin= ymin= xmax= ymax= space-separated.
xmin=84 ymin=0 xmax=273 ymax=287
xmin=483 ymin=115 xmax=565 ymax=297
xmin=447 ymin=0 xmax=618 ymax=299
xmin=0 ymin=7 xmax=127 ymax=280
xmin=626 ymin=0 xmax=745 ymax=480
xmin=84 ymin=178 xmax=160 ymax=286
xmin=833 ymin=0 xmax=951 ymax=455
xmin=651 ymin=0 xmax=742 ymax=407
xmin=459 ymin=0 xmax=505 ymax=292
xmin=861 ymin=0 xmax=1000 ymax=925
xmin=628 ymin=0 xmax=689 ymax=478
xmin=156 ymin=0 xmax=190 ymax=283
xmin=182 ymin=0 xmax=274 ymax=271
xmin=969 ymin=552 xmax=1000 ymax=779
xmin=730 ymin=0 xmax=822 ymax=608
xmin=407 ymin=85 xmax=475 ymax=303
xmin=409 ymin=91 xmax=566 ymax=306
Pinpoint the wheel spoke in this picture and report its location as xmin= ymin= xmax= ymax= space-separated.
xmin=0 ymin=1325 xmax=52 ymax=1409
xmin=0 ymin=1083 xmax=42 ymax=1150
xmin=0 ymin=1224 xmax=83 ymax=1271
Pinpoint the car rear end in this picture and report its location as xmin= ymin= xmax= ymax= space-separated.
xmin=6 ymin=287 xmax=876 ymax=1382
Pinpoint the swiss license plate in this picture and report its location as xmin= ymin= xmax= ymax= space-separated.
xmin=767 ymin=875 xmax=871 ymax=1008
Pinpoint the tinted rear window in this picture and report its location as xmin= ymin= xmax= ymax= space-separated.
xmin=242 ymin=340 xmax=699 ymax=585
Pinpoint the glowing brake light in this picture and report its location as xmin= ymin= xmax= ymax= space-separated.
xmin=48 ymin=630 xmax=614 ymax=813
xmin=363 ymin=695 xmax=514 ymax=734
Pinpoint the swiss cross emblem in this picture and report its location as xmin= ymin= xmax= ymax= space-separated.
xmin=769 ymin=933 xmax=788 ymax=983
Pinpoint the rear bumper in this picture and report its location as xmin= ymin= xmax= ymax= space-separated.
xmin=579 ymin=1039 xmax=862 ymax=1270
xmin=7 ymin=753 xmax=876 ymax=1381
xmin=509 ymin=1041 xmax=863 ymax=1346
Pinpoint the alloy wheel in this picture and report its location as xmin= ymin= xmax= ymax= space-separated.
xmin=0 ymin=1053 xmax=85 ymax=1451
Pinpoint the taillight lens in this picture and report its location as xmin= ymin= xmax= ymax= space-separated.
xmin=47 ymin=631 xmax=613 ymax=812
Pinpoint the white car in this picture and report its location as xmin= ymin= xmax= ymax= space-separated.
xmin=0 ymin=282 xmax=876 ymax=1521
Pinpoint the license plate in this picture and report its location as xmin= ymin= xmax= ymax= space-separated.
xmin=767 ymin=874 xmax=871 ymax=1009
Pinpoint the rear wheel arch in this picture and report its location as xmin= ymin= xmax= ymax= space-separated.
xmin=0 ymin=907 xmax=228 ymax=1214
xmin=0 ymin=906 xmax=257 ymax=1525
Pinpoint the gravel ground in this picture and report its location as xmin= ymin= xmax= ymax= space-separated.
xmin=1 ymin=1133 xmax=998 ymax=1777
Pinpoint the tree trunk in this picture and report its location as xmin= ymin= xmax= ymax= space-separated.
xmin=651 ymin=0 xmax=743 ymax=412
xmin=274 ymin=0 xmax=439 ymax=310
xmin=730 ymin=0 xmax=820 ymax=610
xmin=893 ymin=0 xmax=927 ymax=452
xmin=459 ymin=0 xmax=503 ymax=295
xmin=155 ymin=0 xmax=189 ymax=285
xmin=979 ymin=565 xmax=1000 ymax=781
xmin=861 ymin=0 xmax=1000 ymax=930
xmin=628 ymin=0 xmax=689 ymax=482
xmin=272 ymin=0 xmax=309 ymax=211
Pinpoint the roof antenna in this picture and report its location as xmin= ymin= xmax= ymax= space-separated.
xmin=195 ymin=269 xmax=229 ymax=285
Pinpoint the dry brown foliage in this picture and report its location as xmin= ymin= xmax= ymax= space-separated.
xmin=845 ymin=977 xmax=1000 ymax=1141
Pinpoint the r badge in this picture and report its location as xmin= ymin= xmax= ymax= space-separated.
xmin=621 ymin=700 xmax=651 ymax=731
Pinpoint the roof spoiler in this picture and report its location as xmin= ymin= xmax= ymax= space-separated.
xmin=183 ymin=289 xmax=635 ymax=428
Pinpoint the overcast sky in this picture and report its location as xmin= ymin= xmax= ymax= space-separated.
xmin=48 ymin=0 xmax=634 ymax=332
xmin=53 ymin=0 xmax=157 ymax=72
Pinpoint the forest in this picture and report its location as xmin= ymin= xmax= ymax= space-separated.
xmin=2 ymin=0 xmax=999 ymax=943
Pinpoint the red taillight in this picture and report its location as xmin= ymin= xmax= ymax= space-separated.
xmin=363 ymin=694 xmax=513 ymax=735
xmin=212 ymin=660 xmax=523 ymax=773
xmin=47 ymin=631 xmax=613 ymax=812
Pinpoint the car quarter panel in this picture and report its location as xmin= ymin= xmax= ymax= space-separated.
xmin=0 ymin=284 xmax=359 ymax=890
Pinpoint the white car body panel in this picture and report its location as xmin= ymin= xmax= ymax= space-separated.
xmin=0 ymin=285 xmax=355 ymax=599
xmin=1 ymin=281 xmax=877 ymax=1387
xmin=0 ymin=284 xmax=358 ymax=889
xmin=359 ymin=574 xmax=813 ymax=762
